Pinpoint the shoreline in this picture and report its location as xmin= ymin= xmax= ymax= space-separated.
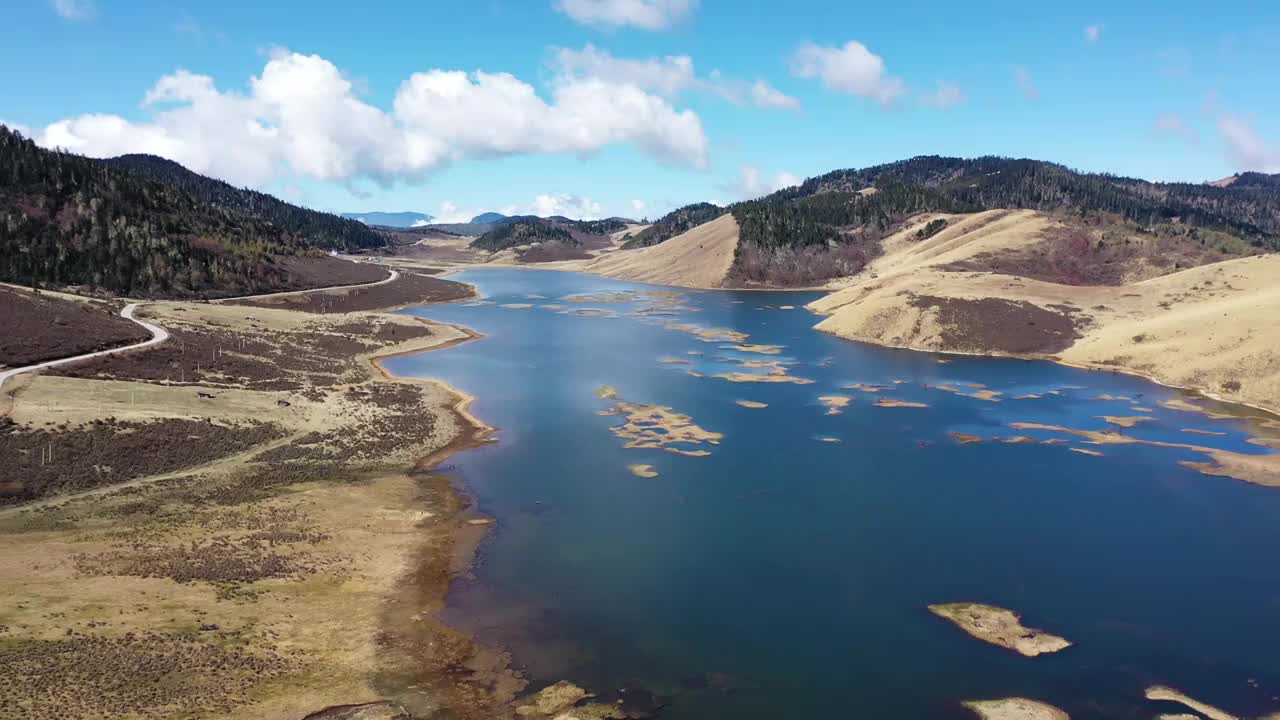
xmin=809 ymin=324 xmax=1280 ymax=422
xmin=0 ymin=269 xmax=526 ymax=719
xmin=361 ymin=297 xmax=531 ymax=716
xmin=427 ymin=260 xmax=1280 ymax=421
xmin=380 ymin=255 xmax=837 ymax=293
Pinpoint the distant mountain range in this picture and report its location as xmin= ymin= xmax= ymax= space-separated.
xmin=470 ymin=212 xmax=508 ymax=223
xmin=341 ymin=211 xmax=434 ymax=228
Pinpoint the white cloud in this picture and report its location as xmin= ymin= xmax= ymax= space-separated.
xmin=1085 ymin=24 xmax=1103 ymax=42
xmin=720 ymin=165 xmax=802 ymax=200
xmin=551 ymin=45 xmax=696 ymax=98
xmin=50 ymin=0 xmax=94 ymax=20
xmin=551 ymin=45 xmax=799 ymax=111
xmin=1014 ymin=66 xmax=1039 ymax=101
xmin=27 ymin=50 xmax=709 ymax=189
xmin=410 ymin=219 xmax=432 ymax=227
xmin=749 ymin=80 xmax=802 ymax=111
xmin=554 ymin=0 xmax=697 ymax=31
xmin=630 ymin=199 xmax=647 ymax=213
xmin=529 ymin=193 xmax=604 ymax=219
xmin=1152 ymin=112 xmax=1197 ymax=144
xmin=920 ymin=81 xmax=964 ymax=110
xmin=430 ymin=202 xmax=474 ymax=224
xmin=429 ymin=195 xmax=608 ymax=224
xmin=790 ymin=41 xmax=905 ymax=106
xmin=1218 ymin=114 xmax=1280 ymax=173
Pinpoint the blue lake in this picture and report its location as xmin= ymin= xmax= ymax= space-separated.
xmin=388 ymin=268 xmax=1280 ymax=720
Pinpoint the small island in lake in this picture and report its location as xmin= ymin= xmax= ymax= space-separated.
xmin=929 ymin=603 xmax=1072 ymax=657
xmin=963 ymin=698 xmax=1070 ymax=720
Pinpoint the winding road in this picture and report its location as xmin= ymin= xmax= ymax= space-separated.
xmin=0 ymin=266 xmax=398 ymax=393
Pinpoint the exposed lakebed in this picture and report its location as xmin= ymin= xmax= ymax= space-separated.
xmin=387 ymin=268 xmax=1280 ymax=719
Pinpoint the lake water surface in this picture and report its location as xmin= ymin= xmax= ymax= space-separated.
xmin=388 ymin=268 xmax=1280 ymax=719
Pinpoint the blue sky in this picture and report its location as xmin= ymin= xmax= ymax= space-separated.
xmin=5 ymin=1 xmax=1279 ymax=220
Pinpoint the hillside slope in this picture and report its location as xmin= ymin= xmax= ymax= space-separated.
xmin=1 ymin=126 xmax=387 ymax=297
xmin=809 ymin=211 xmax=1280 ymax=412
xmin=723 ymin=155 xmax=1280 ymax=286
xmin=581 ymin=213 xmax=740 ymax=288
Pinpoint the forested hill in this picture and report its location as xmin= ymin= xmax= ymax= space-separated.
xmin=103 ymin=154 xmax=384 ymax=250
xmin=732 ymin=156 xmax=1280 ymax=252
xmin=469 ymin=216 xmax=629 ymax=252
xmin=621 ymin=202 xmax=724 ymax=249
xmin=0 ymin=126 xmax=389 ymax=297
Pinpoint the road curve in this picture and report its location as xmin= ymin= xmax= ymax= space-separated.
xmin=0 ymin=265 xmax=397 ymax=393
xmin=209 ymin=268 xmax=399 ymax=304
xmin=0 ymin=303 xmax=168 ymax=393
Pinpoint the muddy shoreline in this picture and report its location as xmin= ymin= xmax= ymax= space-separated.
xmin=810 ymin=325 xmax=1280 ymax=423
xmin=364 ymin=301 xmax=535 ymax=718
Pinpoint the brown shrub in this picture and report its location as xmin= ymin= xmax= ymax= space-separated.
xmin=0 ymin=632 xmax=293 ymax=720
xmin=0 ymin=418 xmax=286 ymax=505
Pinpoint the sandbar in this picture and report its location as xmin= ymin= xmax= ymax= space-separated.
xmin=598 ymin=395 xmax=723 ymax=456
xmin=876 ymin=398 xmax=929 ymax=408
xmin=1097 ymin=415 xmax=1153 ymax=428
xmin=713 ymin=372 xmax=815 ymax=385
xmin=628 ymin=464 xmax=659 ymax=478
xmin=1144 ymin=686 xmax=1238 ymax=720
xmin=962 ymin=698 xmax=1069 ymax=720
xmin=844 ymin=382 xmax=892 ymax=393
xmin=664 ymin=323 xmax=749 ymax=343
xmin=929 ymin=603 xmax=1072 ymax=657
xmin=728 ymin=343 xmax=784 ymax=355
xmin=819 ymin=395 xmax=851 ymax=414
xmin=735 ymin=400 xmax=768 ymax=408
xmin=1008 ymin=421 xmax=1280 ymax=487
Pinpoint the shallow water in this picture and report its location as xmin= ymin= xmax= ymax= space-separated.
xmin=389 ymin=268 xmax=1280 ymax=719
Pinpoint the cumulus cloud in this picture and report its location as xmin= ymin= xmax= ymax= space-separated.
xmin=554 ymin=0 xmax=697 ymax=30
xmin=26 ymin=50 xmax=709 ymax=189
xmin=1085 ymin=24 xmax=1103 ymax=42
xmin=50 ymin=0 xmax=94 ymax=20
xmin=1218 ymin=114 xmax=1280 ymax=173
xmin=920 ymin=81 xmax=964 ymax=110
xmin=1152 ymin=112 xmax=1197 ymax=144
xmin=790 ymin=41 xmax=905 ymax=106
xmin=529 ymin=193 xmax=604 ymax=219
xmin=551 ymin=45 xmax=696 ymax=97
xmin=429 ymin=196 xmax=606 ymax=223
xmin=630 ymin=199 xmax=647 ymax=214
xmin=1014 ymin=66 xmax=1039 ymax=101
xmin=720 ymin=165 xmax=802 ymax=200
xmin=749 ymin=80 xmax=801 ymax=111
xmin=552 ymin=45 xmax=798 ymax=110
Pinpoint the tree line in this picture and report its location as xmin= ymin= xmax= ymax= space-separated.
xmin=0 ymin=125 xmax=387 ymax=297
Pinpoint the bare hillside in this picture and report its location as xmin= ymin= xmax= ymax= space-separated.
xmin=579 ymin=213 xmax=740 ymax=289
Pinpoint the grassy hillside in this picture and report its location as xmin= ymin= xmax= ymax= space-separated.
xmin=0 ymin=126 xmax=388 ymax=297
xmin=620 ymin=202 xmax=724 ymax=250
xmin=726 ymin=156 xmax=1280 ymax=286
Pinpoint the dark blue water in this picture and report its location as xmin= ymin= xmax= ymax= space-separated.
xmin=389 ymin=269 xmax=1280 ymax=719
